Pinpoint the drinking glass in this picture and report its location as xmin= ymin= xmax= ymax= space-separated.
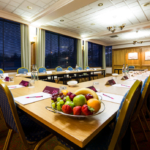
xmin=24 ymin=71 xmax=27 ymax=75
xmin=43 ymin=70 xmax=46 ymax=74
xmin=93 ymin=82 xmax=100 ymax=92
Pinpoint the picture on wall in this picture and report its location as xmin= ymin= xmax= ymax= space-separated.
xmin=145 ymin=51 xmax=150 ymax=60
xmin=128 ymin=53 xmax=138 ymax=60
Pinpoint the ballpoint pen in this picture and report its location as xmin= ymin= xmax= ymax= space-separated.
xmin=26 ymin=96 xmax=43 ymax=98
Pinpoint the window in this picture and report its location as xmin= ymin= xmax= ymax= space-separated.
xmin=0 ymin=19 xmax=21 ymax=70
xmin=88 ymin=42 xmax=102 ymax=67
xmin=45 ymin=31 xmax=77 ymax=68
xmin=105 ymin=46 xmax=112 ymax=67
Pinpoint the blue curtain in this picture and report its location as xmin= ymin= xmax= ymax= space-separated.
xmin=0 ymin=18 xmax=21 ymax=70
xmin=45 ymin=31 xmax=77 ymax=68
xmin=105 ymin=46 xmax=112 ymax=67
xmin=88 ymin=42 xmax=102 ymax=67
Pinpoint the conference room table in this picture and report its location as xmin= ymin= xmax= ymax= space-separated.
xmin=1 ymin=73 xmax=148 ymax=150
xmin=114 ymin=68 xmax=145 ymax=74
xmin=21 ymin=69 xmax=105 ymax=84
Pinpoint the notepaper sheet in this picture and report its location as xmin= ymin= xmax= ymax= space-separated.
xmin=96 ymin=92 xmax=123 ymax=104
xmin=14 ymin=92 xmax=51 ymax=105
xmin=112 ymin=84 xmax=131 ymax=88
xmin=47 ymin=71 xmax=52 ymax=74
xmin=8 ymin=85 xmax=24 ymax=89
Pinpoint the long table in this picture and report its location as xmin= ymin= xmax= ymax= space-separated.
xmin=20 ymin=69 xmax=105 ymax=84
xmin=114 ymin=68 xmax=145 ymax=74
xmin=1 ymin=74 xmax=145 ymax=149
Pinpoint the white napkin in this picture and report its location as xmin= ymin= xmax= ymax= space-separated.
xmin=65 ymin=70 xmax=70 ymax=73
xmin=27 ymin=72 xmax=31 ymax=76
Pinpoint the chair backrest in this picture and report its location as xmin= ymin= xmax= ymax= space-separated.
xmin=67 ymin=66 xmax=73 ymax=71
xmin=132 ymin=77 xmax=150 ymax=121
xmin=17 ymin=67 xmax=29 ymax=74
xmin=108 ymin=80 xmax=142 ymax=150
xmin=38 ymin=67 xmax=47 ymax=73
xmin=85 ymin=66 xmax=90 ymax=69
xmin=55 ymin=66 xmax=63 ymax=71
xmin=77 ymin=66 xmax=82 ymax=70
xmin=0 ymin=84 xmax=28 ymax=148
xmin=128 ymin=66 xmax=135 ymax=69
xmin=0 ymin=69 xmax=4 ymax=73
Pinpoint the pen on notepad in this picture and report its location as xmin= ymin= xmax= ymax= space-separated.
xmin=10 ymin=86 xmax=16 ymax=89
xmin=26 ymin=96 xmax=43 ymax=98
xmin=121 ymin=84 xmax=130 ymax=87
xmin=103 ymin=94 xmax=114 ymax=99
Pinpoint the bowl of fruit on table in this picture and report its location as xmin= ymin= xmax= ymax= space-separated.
xmin=46 ymin=88 xmax=105 ymax=118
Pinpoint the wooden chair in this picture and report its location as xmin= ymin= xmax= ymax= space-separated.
xmin=55 ymin=80 xmax=142 ymax=150
xmin=130 ymin=77 xmax=150 ymax=150
xmin=17 ymin=67 xmax=29 ymax=74
xmin=0 ymin=83 xmax=54 ymax=150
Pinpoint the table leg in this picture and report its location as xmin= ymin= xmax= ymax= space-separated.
xmin=104 ymin=70 xmax=105 ymax=77
xmin=89 ymin=72 xmax=91 ymax=81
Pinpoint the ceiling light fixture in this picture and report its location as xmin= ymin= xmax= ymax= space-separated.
xmin=98 ymin=3 xmax=103 ymax=6
xmin=133 ymin=41 xmax=143 ymax=45
xmin=60 ymin=19 xmax=64 ymax=22
xmin=144 ymin=2 xmax=150 ymax=7
xmin=91 ymin=23 xmax=95 ymax=25
xmin=27 ymin=6 xmax=32 ymax=9
xmin=107 ymin=24 xmax=126 ymax=33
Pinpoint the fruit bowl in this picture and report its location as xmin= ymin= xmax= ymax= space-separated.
xmin=67 ymin=81 xmax=78 ymax=87
xmin=45 ymin=101 xmax=105 ymax=118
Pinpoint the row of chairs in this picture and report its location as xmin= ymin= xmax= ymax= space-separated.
xmin=0 ymin=66 xmax=90 ymax=74
xmin=0 ymin=76 xmax=150 ymax=149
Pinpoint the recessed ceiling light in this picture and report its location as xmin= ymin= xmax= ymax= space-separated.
xmin=91 ymin=23 xmax=95 ymax=25
xmin=60 ymin=19 xmax=64 ymax=22
xmin=98 ymin=3 xmax=103 ymax=6
xmin=144 ymin=2 xmax=150 ymax=7
xmin=27 ymin=6 xmax=32 ymax=9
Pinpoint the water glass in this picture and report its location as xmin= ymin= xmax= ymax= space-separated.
xmin=43 ymin=70 xmax=46 ymax=74
xmin=24 ymin=71 xmax=27 ymax=75
xmin=93 ymin=82 xmax=100 ymax=92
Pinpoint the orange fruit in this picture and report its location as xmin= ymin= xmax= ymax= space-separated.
xmin=87 ymin=99 xmax=101 ymax=113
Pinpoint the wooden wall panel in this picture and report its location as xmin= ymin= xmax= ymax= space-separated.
xmin=112 ymin=46 xmax=150 ymax=73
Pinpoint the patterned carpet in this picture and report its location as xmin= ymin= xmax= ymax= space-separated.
xmin=1 ymin=116 xmax=150 ymax=150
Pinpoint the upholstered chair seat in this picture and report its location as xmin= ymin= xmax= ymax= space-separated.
xmin=17 ymin=67 xmax=29 ymax=74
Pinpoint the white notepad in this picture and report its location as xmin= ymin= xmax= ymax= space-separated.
xmin=96 ymin=92 xmax=123 ymax=104
xmin=14 ymin=92 xmax=51 ymax=105
xmin=8 ymin=85 xmax=24 ymax=89
xmin=112 ymin=84 xmax=131 ymax=88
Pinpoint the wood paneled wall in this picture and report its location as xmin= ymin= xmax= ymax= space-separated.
xmin=112 ymin=46 xmax=150 ymax=73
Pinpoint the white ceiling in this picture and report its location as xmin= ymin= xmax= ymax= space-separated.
xmin=0 ymin=0 xmax=150 ymax=45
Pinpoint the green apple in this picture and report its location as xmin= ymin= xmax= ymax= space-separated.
xmin=65 ymin=101 xmax=75 ymax=108
xmin=73 ymin=94 xmax=86 ymax=106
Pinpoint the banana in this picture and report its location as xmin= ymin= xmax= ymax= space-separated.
xmin=74 ymin=88 xmax=99 ymax=100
